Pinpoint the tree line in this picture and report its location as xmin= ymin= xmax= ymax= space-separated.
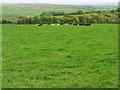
xmin=2 ymin=8 xmax=120 ymax=24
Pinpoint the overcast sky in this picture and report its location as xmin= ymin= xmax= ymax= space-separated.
xmin=1 ymin=0 xmax=119 ymax=5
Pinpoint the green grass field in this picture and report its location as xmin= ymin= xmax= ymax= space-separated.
xmin=2 ymin=24 xmax=118 ymax=88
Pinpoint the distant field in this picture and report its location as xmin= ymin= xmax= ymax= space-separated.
xmin=3 ymin=24 xmax=118 ymax=88
xmin=1 ymin=4 xmax=117 ymax=20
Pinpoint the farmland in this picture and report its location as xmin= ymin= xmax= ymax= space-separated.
xmin=2 ymin=24 xmax=118 ymax=88
xmin=1 ymin=4 xmax=117 ymax=20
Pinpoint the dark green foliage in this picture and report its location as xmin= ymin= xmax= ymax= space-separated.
xmin=117 ymin=8 xmax=120 ymax=12
xmin=18 ymin=16 xmax=26 ymax=19
xmin=15 ymin=8 xmax=119 ymax=24
xmin=52 ymin=12 xmax=66 ymax=16
xmin=2 ymin=19 xmax=12 ymax=24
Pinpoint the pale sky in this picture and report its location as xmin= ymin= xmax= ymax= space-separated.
xmin=1 ymin=0 xmax=119 ymax=5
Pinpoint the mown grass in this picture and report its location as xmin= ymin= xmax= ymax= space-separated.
xmin=2 ymin=24 xmax=118 ymax=88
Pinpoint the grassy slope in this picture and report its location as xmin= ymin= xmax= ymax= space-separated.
xmin=1 ymin=4 xmax=117 ymax=20
xmin=2 ymin=24 xmax=118 ymax=88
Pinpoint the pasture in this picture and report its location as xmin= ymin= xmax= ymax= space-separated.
xmin=2 ymin=24 xmax=118 ymax=88
xmin=1 ymin=4 xmax=117 ymax=20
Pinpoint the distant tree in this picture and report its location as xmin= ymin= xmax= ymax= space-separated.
xmin=52 ymin=12 xmax=65 ymax=16
xmin=78 ymin=14 xmax=91 ymax=23
xmin=2 ymin=19 xmax=12 ymax=24
xmin=117 ymin=8 xmax=120 ymax=12
xmin=109 ymin=9 xmax=116 ymax=14
xmin=77 ymin=10 xmax=84 ymax=15
xmin=52 ymin=17 xmax=60 ymax=23
xmin=78 ymin=15 xmax=86 ymax=23
xmin=15 ymin=8 xmax=119 ymax=24
xmin=47 ymin=17 xmax=54 ymax=24
xmin=98 ymin=15 xmax=108 ymax=23
xmin=83 ymin=14 xmax=91 ymax=23
xmin=90 ymin=13 xmax=99 ymax=23
xmin=59 ymin=17 xmax=65 ymax=23
xmin=2 ymin=19 xmax=7 ymax=24
xmin=40 ymin=16 xmax=48 ymax=23
xmin=18 ymin=16 xmax=25 ymax=19
xmin=64 ymin=13 xmax=70 ymax=17
xmin=114 ymin=12 xmax=120 ymax=18
xmin=103 ymin=14 xmax=112 ymax=17
xmin=17 ymin=19 xmax=22 ymax=24
xmin=109 ymin=14 xmax=118 ymax=23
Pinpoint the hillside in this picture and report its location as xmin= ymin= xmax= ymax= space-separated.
xmin=1 ymin=4 xmax=117 ymax=20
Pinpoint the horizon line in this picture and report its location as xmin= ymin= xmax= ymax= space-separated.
xmin=1 ymin=2 xmax=118 ymax=6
